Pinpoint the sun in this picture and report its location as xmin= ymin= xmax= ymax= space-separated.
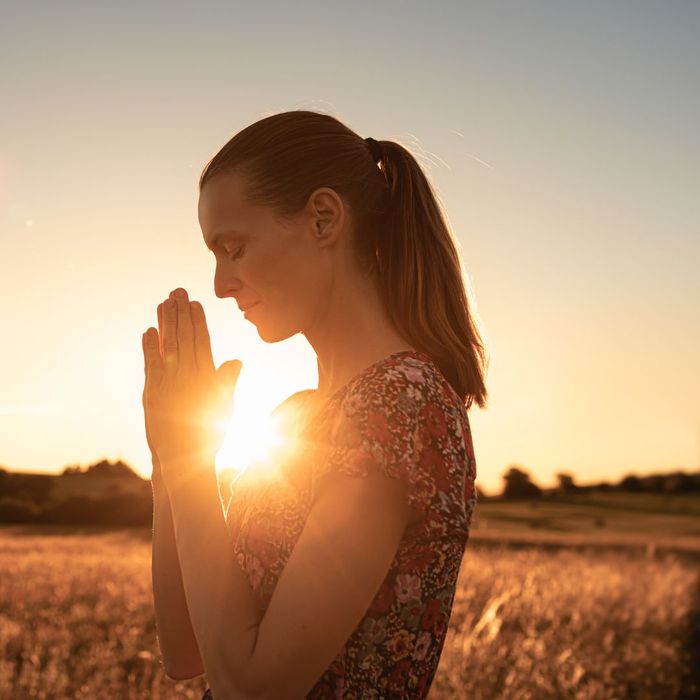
xmin=216 ymin=409 xmax=285 ymax=476
xmin=213 ymin=367 xmax=293 ymax=478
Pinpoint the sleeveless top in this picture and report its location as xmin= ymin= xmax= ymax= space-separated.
xmin=202 ymin=349 xmax=478 ymax=699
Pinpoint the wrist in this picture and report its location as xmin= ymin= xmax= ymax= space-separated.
xmin=161 ymin=460 xmax=218 ymax=500
xmin=159 ymin=452 xmax=216 ymax=480
xmin=150 ymin=457 xmax=166 ymax=490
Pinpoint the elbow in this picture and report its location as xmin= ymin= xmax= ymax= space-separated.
xmin=163 ymin=658 xmax=206 ymax=681
xmin=162 ymin=651 xmax=259 ymax=697
xmin=157 ymin=637 xmax=206 ymax=680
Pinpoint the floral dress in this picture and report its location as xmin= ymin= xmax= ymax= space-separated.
xmin=201 ymin=349 xmax=478 ymax=699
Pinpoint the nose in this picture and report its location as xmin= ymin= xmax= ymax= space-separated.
xmin=214 ymin=260 xmax=240 ymax=299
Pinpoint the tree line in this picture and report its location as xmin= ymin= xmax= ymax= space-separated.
xmin=0 ymin=459 xmax=698 ymax=525
xmin=493 ymin=465 xmax=700 ymax=500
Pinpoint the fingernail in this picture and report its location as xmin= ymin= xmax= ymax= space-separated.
xmin=175 ymin=288 xmax=186 ymax=298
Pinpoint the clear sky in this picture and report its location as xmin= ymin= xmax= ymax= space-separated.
xmin=1 ymin=1 xmax=698 ymax=495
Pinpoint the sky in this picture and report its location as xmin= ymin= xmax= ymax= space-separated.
xmin=1 ymin=1 xmax=698 ymax=495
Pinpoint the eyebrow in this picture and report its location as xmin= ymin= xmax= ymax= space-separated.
xmin=205 ymin=230 xmax=245 ymax=251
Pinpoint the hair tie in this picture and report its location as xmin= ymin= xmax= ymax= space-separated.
xmin=365 ymin=137 xmax=383 ymax=163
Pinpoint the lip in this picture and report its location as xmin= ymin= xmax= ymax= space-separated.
xmin=243 ymin=303 xmax=260 ymax=319
xmin=237 ymin=301 xmax=259 ymax=312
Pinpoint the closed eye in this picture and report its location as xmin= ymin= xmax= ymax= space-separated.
xmin=226 ymin=245 xmax=245 ymax=261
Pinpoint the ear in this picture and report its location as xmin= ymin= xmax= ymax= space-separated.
xmin=306 ymin=187 xmax=345 ymax=247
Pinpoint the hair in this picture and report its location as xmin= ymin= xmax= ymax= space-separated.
xmin=199 ymin=110 xmax=488 ymax=409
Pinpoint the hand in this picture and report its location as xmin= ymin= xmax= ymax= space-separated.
xmin=142 ymin=326 xmax=163 ymax=483
xmin=141 ymin=288 xmax=242 ymax=487
xmin=141 ymin=298 xmax=184 ymax=484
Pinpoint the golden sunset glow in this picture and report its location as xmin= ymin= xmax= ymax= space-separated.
xmin=215 ymin=372 xmax=290 ymax=476
xmin=1 ymin=4 xmax=697 ymax=498
xmin=2 ymin=5 xmax=699 ymax=699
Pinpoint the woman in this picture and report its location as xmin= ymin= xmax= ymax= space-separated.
xmin=142 ymin=110 xmax=488 ymax=699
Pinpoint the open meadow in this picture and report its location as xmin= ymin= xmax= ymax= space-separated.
xmin=1 ymin=511 xmax=698 ymax=699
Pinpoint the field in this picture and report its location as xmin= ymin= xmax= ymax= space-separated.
xmin=468 ymin=492 xmax=700 ymax=560
xmin=1 ymin=494 xmax=698 ymax=699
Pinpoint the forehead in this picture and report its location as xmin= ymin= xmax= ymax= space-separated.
xmin=198 ymin=170 xmax=249 ymax=230
xmin=199 ymin=171 xmax=266 ymax=251
xmin=198 ymin=169 xmax=305 ymax=250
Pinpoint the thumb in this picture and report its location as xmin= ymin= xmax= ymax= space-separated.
xmin=216 ymin=360 xmax=243 ymax=396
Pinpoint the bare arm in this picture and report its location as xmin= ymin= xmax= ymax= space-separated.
xmin=151 ymin=457 xmax=206 ymax=679
xmin=164 ymin=461 xmax=412 ymax=700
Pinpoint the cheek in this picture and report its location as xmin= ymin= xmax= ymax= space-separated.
xmin=278 ymin=270 xmax=318 ymax=309
xmin=262 ymin=243 xmax=319 ymax=296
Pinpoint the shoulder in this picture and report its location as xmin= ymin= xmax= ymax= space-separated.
xmin=342 ymin=350 xmax=458 ymax=418
xmin=324 ymin=350 xmax=465 ymax=465
xmin=270 ymin=389 xmax=315 ymax=428
xmin=264 ymin=389 xmax=318 ymax=447
xmin=272 ymin=389 xmax=315 ymax=416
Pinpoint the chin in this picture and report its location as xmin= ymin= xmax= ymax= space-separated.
xmin=246 ymin=304 xmax=307 ymax=343
xmin=253 ymin=319 xmax=301 ymax=344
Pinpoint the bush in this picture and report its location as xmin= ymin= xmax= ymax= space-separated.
xmin=502 ymin=466 xmax=543 ymax=500
xmin=36 ymin=492 xmax=153 ymax=527
xmin=0 ymin=497 xmax=39 ymax=523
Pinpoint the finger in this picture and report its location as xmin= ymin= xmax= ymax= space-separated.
xmin=162 ymin=297 xmax=178 ymax=371
xmin=172 ymin=288 xmax=196 ymax=372
xmin=190 ymin=301 xmax=216 ymax=373
xmin=143 ymin=327 xmax=163 ymax=386
xmin=157 ymin=303 xmax=164 ymax=358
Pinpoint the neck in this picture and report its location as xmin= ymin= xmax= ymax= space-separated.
xmin=302 ymin=271 xmax=415 ymax=400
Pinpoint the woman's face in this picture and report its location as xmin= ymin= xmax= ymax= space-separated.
xmin=197 ymin=170 xmax=334 ymax=342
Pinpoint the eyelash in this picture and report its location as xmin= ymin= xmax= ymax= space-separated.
xmin=225 ymin=246 xmax=245 ymax=261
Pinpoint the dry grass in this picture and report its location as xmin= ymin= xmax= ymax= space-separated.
xmin=0 ymin=527 xmax=697 ymax=699
xmin=431 ymin=544 xmax=698 ymax=700
xmin=0 ymin=527 xmax=208 ymax=699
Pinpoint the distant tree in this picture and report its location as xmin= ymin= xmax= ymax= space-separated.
xmin=37 ymin=490 xmax=152 ymax=526
xmin=556 ymin=472 xmax=579 ymax=494
xmin=475 ymin=485 xmax=488 ymax=501
xmin=619 ymin=474 xmax=643 ymax=492
xmin=596 ymin=481 xmax=613 ymax=492
xmin=641 ymin=474 xmax=666 ymax=493
xmin=86 ymin=460 xmax=111 ymax=476
xmin=501 ymin=465 xmax=542 ymax=500
xmin=82 ymin=459 xmax=141 ymax=479
xmin=61 ymin=464 xmax=84 ymax=476
xmin=0 ymin=497 xmax=39 ymax=523
xmin=36 ymin=496 xmax=101 ymax=524
xmin=0 ymin=474 xmax=53 ymax=503
xmin=663 ymin=471 xmax=700 ymax=493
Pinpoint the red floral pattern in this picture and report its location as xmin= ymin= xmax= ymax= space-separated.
xmin=208 ymin=350 xmax=477 ymax=699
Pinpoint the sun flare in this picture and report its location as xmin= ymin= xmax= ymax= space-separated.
xmin=214 ymin=367 xmax=306 ymax=479
xmin=216 ymin=409 xmax=286 ymax=476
